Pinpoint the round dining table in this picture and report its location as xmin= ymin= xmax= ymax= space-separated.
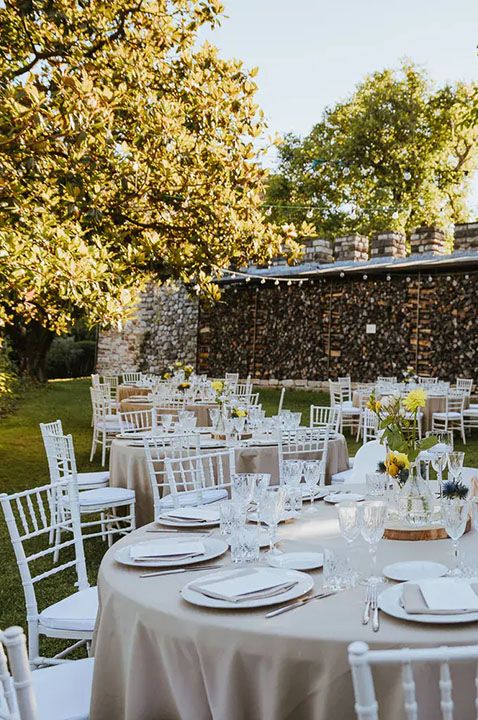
xmin=90 ymin=486 xmax=478 ymax=720
xmin=109 ymin=434 xmax=350 ymax=526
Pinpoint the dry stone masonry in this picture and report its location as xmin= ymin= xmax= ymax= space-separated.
xmin=96 ymin=223 xmax=478 ymax=383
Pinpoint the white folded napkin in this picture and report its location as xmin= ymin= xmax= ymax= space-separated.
xmin=161 ymin=507 xmax=220 ymax=523
xmin=190 ymin=568 xmax=298 ymax=603
xmin=402 ymin=580 xmax=478 ymax=615
xmin=130 ymin=539 xmax=205 ymax=560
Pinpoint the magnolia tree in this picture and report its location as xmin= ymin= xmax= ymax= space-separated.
xmin=267 ymin=63 xmax=478 ymax=240
xmin=0 ymin=0 xmax=305 ymax=379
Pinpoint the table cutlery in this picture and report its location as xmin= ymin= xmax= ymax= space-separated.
xmin=371 ymin=585 xmax=380 ymax=632
xmin=146 ymin=529 xmax=211 ymax=536
xmin=265 ymin=590 xmax=337 ymax=618
xmin=139 ymin=564 xmax=224 ymax=578
xmin=362 ymin=585 xmax=372 ymax=625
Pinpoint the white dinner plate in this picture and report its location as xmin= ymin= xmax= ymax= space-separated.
xmin=115 ymin=537 xmax=228 ymax=568
xmin=228 ymin=528 xmax=271 ymax=549
xmin=383 ymin=561 xmax=448 ymax=582
xmin=323 ymin=493 xmax=365 ymax=504
xmin=267 ymin=552 xmax=324 ymax=571
xmin=157 ymin=509 xmax=221 ymax=528
xmin=181 ymin=568 xmax=314 ymax=609
xmin=378 ymin=582 xmax=478 ymax=624
xmin=247 ymin=511 xmax=291 ymax=524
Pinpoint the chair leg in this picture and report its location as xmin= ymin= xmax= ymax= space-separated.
xmin=90 ymin=428 xmax=97 ymax=462
xmin=101 ymin=431 xmax=106 ymax=467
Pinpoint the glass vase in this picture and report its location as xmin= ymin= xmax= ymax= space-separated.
xmin=398 ymin=460 xmax=435 ymax=527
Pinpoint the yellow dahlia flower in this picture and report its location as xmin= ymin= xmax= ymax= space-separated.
xmin=403 ymin=388 xmax=427 ymax=412
xmin=211 ymin=381 xmax=223 ymax=393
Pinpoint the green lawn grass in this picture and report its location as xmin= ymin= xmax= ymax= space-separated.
xmin=1 ymin=378 xmax=478 ymax=650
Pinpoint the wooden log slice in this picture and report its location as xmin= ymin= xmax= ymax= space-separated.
xmin=384 ymin=518 xmax=471 ymax=541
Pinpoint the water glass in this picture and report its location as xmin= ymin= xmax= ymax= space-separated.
xmin=230 ymin=526 xmax=260 ymax=564
xmin=323 ymin=548 xmax=355 ymax=591
xmin=233 ymin=415 xmax=246 ymax=438
xmin=337 ymin=502 xmax=362 ymax=544
xmin=284 ymin=486 xmax=303 ymax=518
xmin=219 ymin=500 xmax=246 ymax=537
xmin=209 ymin=408 xmax=221 ymax=429
xmin=441 ymin=497 xmax=469 ymax=576
xmin=257 ymin=487 xmax=285 ymax=555
xmin=281 ymin=460 xmax=303 ymax=487
xmin=250 ymin=473 xmax=271 ymax=503
xmin=360 ymin=500 xmax=388 ymax=585
xmin=303 ymin=460 xmax=323 ymax=511
xmin=160 ymin=414 xmax=173 ymax=431
xmin=366 ymin=472 xmax=386 ymax=497
xmin=447 ymin=451 xmax=465 ymax=480
xmin=430 ymin=451 xmax=448 ymax=492
xmin=231 ymin=473 xmax=255 ymax=508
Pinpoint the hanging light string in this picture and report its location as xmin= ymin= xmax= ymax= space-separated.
xmin=213 ymin=265 xmax=308 ymax=286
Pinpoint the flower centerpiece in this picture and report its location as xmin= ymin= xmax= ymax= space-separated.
xmin=402 ymin=365 xmax=418 ymax=385
xmin=442 ymin=479 xmax=469 ymax=500
xmin=163 ymin=360 xmax=194 ymax=381
xmin=177 ymin=381 xmax=191 ymax=392
xmin=368 ymin=388 xmax=438 ymax=526
xmin=231 ymin=407 xmax=247 ymax=418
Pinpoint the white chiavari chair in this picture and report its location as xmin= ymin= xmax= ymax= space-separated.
xmin=348 ymin=639 xmax=478 ymax=720
xmin=148 ymin=394 xmax=186 ymax=412
xmin=164 ymin=449 xmax=235 ymax=507
xmin=224 ymin=373 xmax=239 ymax=390
xmin=376 ymin=376 xmax=397 ymax=384
xmin=278 ymin=428 xmax=330 ymax=486
xmin=431 ymin=389 xmax=466 ymax=444
xmin=330 ymin=380 xmax=362 ymax=436
xmin=232 ymin=383 xmax=253 ymax=402
xmin=42 ymin=430 xmax=135 ymax=553
xmin=338 ymin=376 xmax=352 ymax=402
xmin=0 ymin=625 xmax=94 ymax=720
xmin=362 ymin=409 xmax=379 ymax=444
xmin=122 ymin=371 xmax=143 ymax=384
xmin=455 ymin=377 xmax=473 ymax=396
xmin=144 ymin=435 xmax=228 ymax=518
xmin=40 ymin=420 xmax=109 ymax=491
xmin=309 ymin=406 xmax=340 ymax=433
xmin=418 ymin=376 xmax=438 ymax=385
xmin=118 ymin=408 xmax=158 ymax=435
xmin=277 ymin=387 xmax=286 ymax=415
xmin=0 ymin=476 xmax=97 ymax=667
xmin=331 ymin=440 xmax=385 ymax=484
xmin=89 ymin=387 xmax=122 ymax=465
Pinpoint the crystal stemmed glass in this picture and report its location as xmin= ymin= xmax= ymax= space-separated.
xmin=447 ymin=451 xmax=465 ymax=481
xmin=360 ymin=500 xmax=388 ymax=585
xmin=281 ymin=460 xmax=303 ymax=488
xmin=160 ymin=414 xmax=173 ymax=431
xmin=231 ymin=473 xmax=254 ymax=509
xmin=337 ymin=501 xmax=362 ymax=584
xmin=258 ymin=487 xmax=285 ymax=555
xmin=441 ymin=497 xmax=469 ymax=576
xmin=250 ymin=473 xmax=271 ymax=505
xmin=303 ymin=460 xmax=323 ymax=512
xmin=430 ymin=451 xmax=448 ymax=495
xmin=209 ymin=407 xmax=221 ymax=430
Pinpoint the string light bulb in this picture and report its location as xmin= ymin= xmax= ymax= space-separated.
xmin=260 ymin=278 xmax=266 ymax=284
xmin=274 ymin=279 xmax=280 ymax=286
xmin=306 ymin=208 xmax=314 ymax=219
xmin=265 ymin=207 xmax=272 ymax=216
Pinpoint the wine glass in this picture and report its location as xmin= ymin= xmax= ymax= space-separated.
xmin=448 ymin=451 xmax=465 ymax=481
xmin=257 ymin=487 xmax=285 ymax=555
xmin=441 ymin=497 xmax=469 ymax=576
xmin=303 ymin=460 xmax=323 ymax=512
xmin=250 ymin=473 xmax=271 ymax=504
xmin=360 ymin=500 xmax=388 ymax=585
xmin=231 ymin=474 xmax=254 ymax=509
xmin=430 ymin=451 xmax=448 ymax=496
xmin=281 ymin=460 xmax=303 ymax=488
xmin=160 ymin=414 xmax=173 ymax=432
xmin=209 ymin=408 xmax=221 ymax=430
xmin=337 ymin=501 xmax=362 ymax=545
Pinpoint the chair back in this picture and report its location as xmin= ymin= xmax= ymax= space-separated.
xmin=119 ymin=408 xmax=158 ymax=434
xmin=225 ymin=373 xmax=239 ymax=390
xmin=164 ymin=449 xmax=236 ymax=502
xmin=348 ymin=639 xmax=478 ymax=720
xmin=148 ymin=394 xmax=186 ymax=411
xmin=377 ymin=376 xmax=397 ymax=384
xmin=0 ymin=469 xmax=88 ymax=659
xmin=122 ymin=371 xmax=142 ymax=384
xmin=418 ymin=376 xmax=438 ymax=385
xmin=143 ymin=434 xmax=201 ymax=516
xmin=446 ymin=389 xmax=466 ymax=414
xmin=91 ymin=373 xmax=100 ymax=388
xmin=338 ymin=376 xmax=352 ymax=401
xmin=456 ymin=378 xmax=473 ymax=396
xmin=1 ymin=627 xmax=37 ymax=720
xmin=89 ymin=386 xmax=112 ymax=424
xmin=309 ymin=406 xmax=340 ymax=433
xmin=350 ymin=440 xmax=385 ymax=481
xmin=279 ymin=428 xmax=330 ymax=485
xmin=362 ymin=409 xmax=379 ymax=444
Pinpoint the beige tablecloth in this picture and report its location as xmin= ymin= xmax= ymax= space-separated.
xmin=352 ymin=390 xmax=469 ymax=432
xmin=90 ymin=488 xmax=478 ymax=720
xmin=109 ymin=435 xmax=349 ymax=527
xmin=117 ymin=384 xmax=150 ymax=403
xmin=118 ymin=400 xmax=215 ymax=427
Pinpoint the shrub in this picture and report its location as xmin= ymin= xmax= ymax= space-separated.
xmin=0 ymin=338 xmax=19 ymax=416
xmin=46 ymin=337 xmax=96 ymax=379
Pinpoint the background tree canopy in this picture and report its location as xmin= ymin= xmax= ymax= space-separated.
xmin=0 ymin=0 xmax=305 ymax=378
xmin=266 ymin=63 xmax=478 ymax=240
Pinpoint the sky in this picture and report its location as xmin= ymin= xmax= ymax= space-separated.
xmin=200 ymin=0 xmax=478 ymax=211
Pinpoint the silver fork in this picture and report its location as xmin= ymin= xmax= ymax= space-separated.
xmin=362 ymin=585 xmax=372 ymax=625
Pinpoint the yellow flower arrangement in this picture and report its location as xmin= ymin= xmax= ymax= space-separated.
xmin=211 ymin=380 xmax=224 ymax=393
xmin=402 ymin=388 xmax=427 ymax=413
xmin=367 ymin=397 xmax=382 ymax=413
xmin=385 ymin=451 xmax=410 ymax=477
xmin=232 ymin=408 xmax=247 ymax=418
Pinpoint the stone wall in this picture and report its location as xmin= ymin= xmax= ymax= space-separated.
xmin=96 ymin=283 xmax=198 ymax=374
xmin=197 ymin=272 xmax=478 ymax=383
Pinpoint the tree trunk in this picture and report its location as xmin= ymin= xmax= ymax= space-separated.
xmin=5 ymin=319 xmax=55 ymax=382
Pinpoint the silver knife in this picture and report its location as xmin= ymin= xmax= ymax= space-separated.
xmin=139 ymin=564 xmax=223 ymax=578
xmin=372 ymin=588 xmax=380 ymax=632
xmin=265 ymin=591 xmax=336 ymax=618
xmin=362 ymin=586 xmax=372 ymax=625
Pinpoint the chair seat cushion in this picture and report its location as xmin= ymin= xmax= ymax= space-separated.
xmin=39 ymin=586 xmax=98 ymax=634
xmin=331 ymin=469 xmax=353 ymax=484
xmin=32 ymin=657 xmax=94 ymax=720
xmin=160 ymin=488 xmax=228 ymax=509
xmin=77 ymin=470 xmax=110 ymax=487
xmin=76 ymin=487 xmax=135 ymax=508
xmin=98 ymin=419 xmax=122 ymax=431
xmin=433 ymin=412 xmax=461 ymax=419
xmin=463 ymin=408 xmax=478 ymax=416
